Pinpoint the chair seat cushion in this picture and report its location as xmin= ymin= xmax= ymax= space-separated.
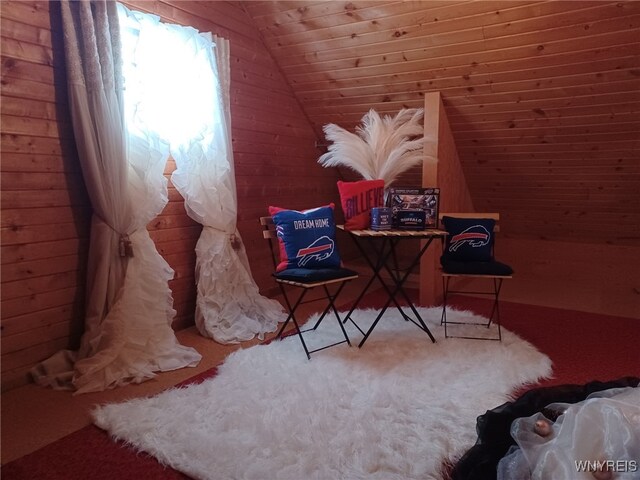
xmin=441 ymin=257 xmax=514 ymax=276
xmin=274 ymin=267 xmax=358 ymax=283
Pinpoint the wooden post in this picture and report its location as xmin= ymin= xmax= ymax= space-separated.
xmin=419 ymin=92 xmax=475 ymax=306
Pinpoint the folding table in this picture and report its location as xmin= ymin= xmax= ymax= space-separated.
xmin=337 ymin=225 xmax=447 ymax=348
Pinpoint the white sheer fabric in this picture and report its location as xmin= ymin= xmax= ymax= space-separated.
xmin=171 ymin=34 xmax=283 ymax=343
xmin=117 ymin=6 xmax=283 ymax=343
xmin=30 ymin=1 xmax=201 ymax=394
xmin=497 ymin=387 xmax=640 ymax=480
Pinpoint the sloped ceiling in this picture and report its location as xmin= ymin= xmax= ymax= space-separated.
xmin=241 ymin=0 xmax=640 ymax=245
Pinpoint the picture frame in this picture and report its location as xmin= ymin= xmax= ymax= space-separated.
xmin=386 ymin=187 xmax=440 ymax=229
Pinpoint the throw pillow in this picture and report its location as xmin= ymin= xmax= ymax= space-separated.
xmin=337 ymin=179 xmax=385 ymax=230
xmin=268 ymin=204 xmax=341 ymax=272
xmin=441 ymin=216 xmax=496 ymax=262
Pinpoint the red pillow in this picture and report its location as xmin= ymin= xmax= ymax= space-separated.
xmin=337 ymin=179 xmax=385 ymax=230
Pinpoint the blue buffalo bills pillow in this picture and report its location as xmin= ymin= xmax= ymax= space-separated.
xmin=269 ymin=204 xmax=341 ymax=272
xmin=441 ymin=216 xmax=495 ymax=262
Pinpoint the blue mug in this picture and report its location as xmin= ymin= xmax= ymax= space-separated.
xmin=370 ymin=207 xmax=392 ymax=230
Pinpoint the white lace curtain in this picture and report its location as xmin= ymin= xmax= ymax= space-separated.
xmin=118 ymin=5 xmax=283 ymax=343
xmin=30 ymin=0 xmax=201 ymax=394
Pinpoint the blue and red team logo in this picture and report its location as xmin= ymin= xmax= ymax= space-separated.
xmin=449 ymin=225 xmax=491 ymax=252
xmin=296 ymin=236 xmax=335 ymax=267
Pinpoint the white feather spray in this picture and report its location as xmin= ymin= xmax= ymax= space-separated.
xmin=318 ymin=108 xmax=435 ymax=186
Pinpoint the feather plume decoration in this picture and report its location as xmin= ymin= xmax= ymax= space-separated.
xmin=318 ymin=108 xmax=435 ymax=186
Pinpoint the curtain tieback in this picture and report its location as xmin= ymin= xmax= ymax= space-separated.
xmin=229 ymin=233 xmax=242 ymax=251
xmin=202 ymin=226 xmax=242 ymax=251
xmin=92 ymin=213 xmax=134 ymax=258
xmin=119 ymin=234 xmax=134 ymax=257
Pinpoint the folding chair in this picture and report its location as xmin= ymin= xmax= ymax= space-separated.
xmin=439 ymin=213 xmax=513 ymax=341
xmin=260 ymin=216 xmax=358 ymax=359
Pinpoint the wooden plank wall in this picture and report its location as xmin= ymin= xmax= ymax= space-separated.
xmin=495 ymin=238 xmax=640 ymax=319
xmin=0 ymin=0 xmax=340 ymax=391
xmin=1 ymin=1 xmax=88 ymax=391
xmin=244 ymin=0 xmax=640 ymax=246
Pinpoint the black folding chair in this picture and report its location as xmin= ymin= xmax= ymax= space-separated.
xmin=260 ymin=216 xmax=358 ymax=359
xmin=439 ymin=213 xmax=513 ymax=341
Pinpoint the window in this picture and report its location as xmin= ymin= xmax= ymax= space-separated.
xmin=117 ymin=5 xmax=222 ymax=149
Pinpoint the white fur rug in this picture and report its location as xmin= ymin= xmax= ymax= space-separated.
xmin=93 ymin=307 xmax=552 ymax=480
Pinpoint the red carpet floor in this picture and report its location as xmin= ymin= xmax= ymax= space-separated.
xmin=3 ymin=294 xmax=638 ymax=480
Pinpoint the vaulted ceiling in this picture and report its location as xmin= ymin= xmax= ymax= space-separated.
xmin=241 ymin=0 xmax=640 ymax=245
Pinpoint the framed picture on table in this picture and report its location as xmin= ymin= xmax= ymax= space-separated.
xmin=386 ymin=187 xmax=440 ymax=229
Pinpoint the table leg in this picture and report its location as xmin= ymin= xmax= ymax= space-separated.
xmin=366 ymin=237 xmax=410 ymax=315
xmin=342 ymin=236 xmax=406 ymax=328
xmin=388 ymin=237 xmax=437 ymax=342
xmin=339 ymin=229 xmax=444 ymax=347
xmin=359 ymin=237 xmax=437 ymax=346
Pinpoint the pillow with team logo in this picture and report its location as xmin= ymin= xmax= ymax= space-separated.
xmin=441 ymin=216 xmax=495 ymax=262
xmin=337 ymin=179 xmax=385 ymax=230
xmin=268 ymin=204 xmax=341 ymax=272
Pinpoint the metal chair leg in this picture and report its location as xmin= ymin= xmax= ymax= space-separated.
xmin=493 ymin=278 xmax=503 ymax=341
xmin=441 ymin=275 xmax=450 ymax=338
xmin=276 ymin=283 xmax=296 ymax=338
xmin=440 ymin=275 xmax=505 ymax=341
xmin=277 ymin=287 xmax=312 ymax=359
xmin=278 ymin=280 xmax=355 ymax=359
xmin=323 ymin=284 xmax=352 ymax=346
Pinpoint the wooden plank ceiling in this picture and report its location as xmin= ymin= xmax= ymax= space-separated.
xmin=241 ymin=0 xmax=640 ymax=245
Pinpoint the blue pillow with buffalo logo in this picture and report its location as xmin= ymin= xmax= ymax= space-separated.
xmin=441 ymin=216 xmax=495 ymax=262
xmin=269 ymin=204 xmax=341 ymax=272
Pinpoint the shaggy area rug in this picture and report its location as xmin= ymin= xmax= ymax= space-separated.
xmin=93 ymin=307 xmax=552 ymax=480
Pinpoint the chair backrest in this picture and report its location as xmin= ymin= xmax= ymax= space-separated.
xmin=439 ymin=212 xmax=500 ymax=232
xmin=260 ymin=216 xmax=276 ymax=237
xmin=260 ymin=216 xmax=279 ymax=270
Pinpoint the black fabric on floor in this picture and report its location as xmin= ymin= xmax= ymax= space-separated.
xmin=449 ymin=376 xmax=640 ymax=480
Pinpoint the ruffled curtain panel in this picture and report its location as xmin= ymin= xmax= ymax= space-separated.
xmin=30 ymin=0 xmax=201 ymax=394
xmin=115 ymin=8 xmax=283 ymax=343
